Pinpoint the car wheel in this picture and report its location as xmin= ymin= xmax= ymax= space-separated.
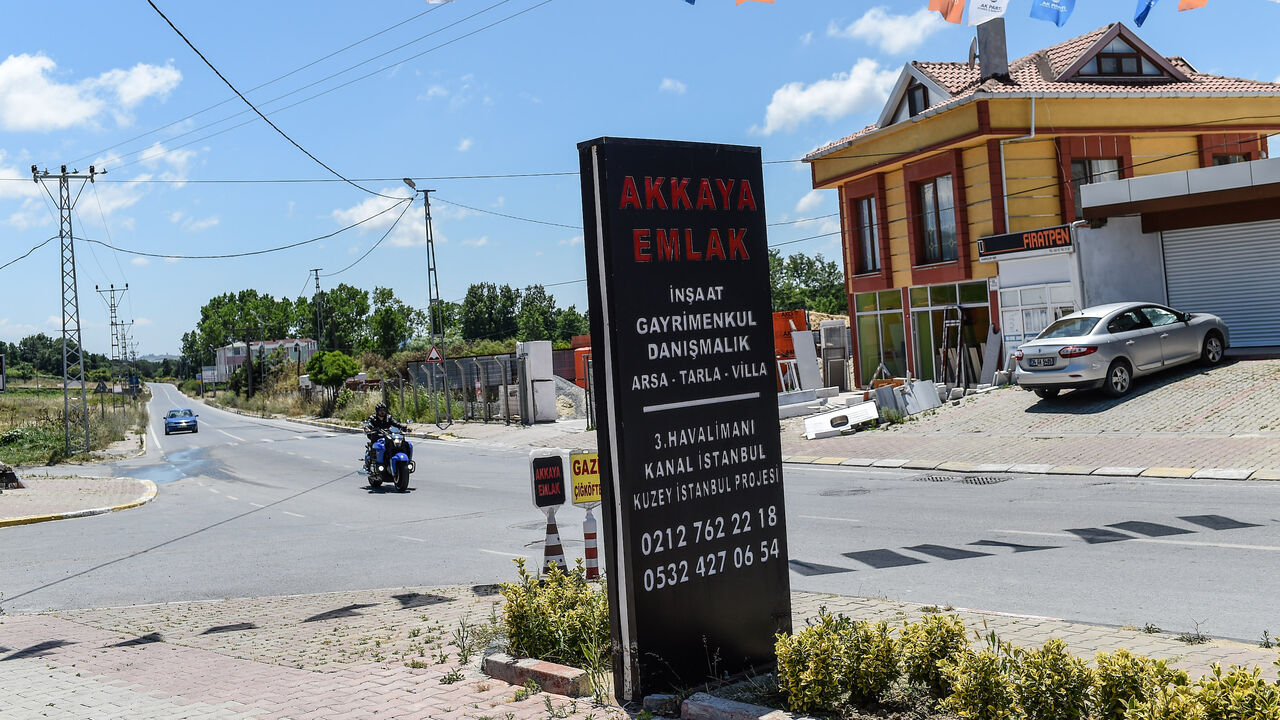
xmin=1103 ymin=360 xmax=1133 ymax=398
xmin=164 ymin=428 xmax=170 ymax=435
xmin=1033 ymin=388 xmax=1060 ymax=399
xmin=1199 ymin=332 xmax=1225 ymax=367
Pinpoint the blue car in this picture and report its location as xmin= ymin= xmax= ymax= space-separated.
xmin=164 ymin=408 xmax=199 ymax=435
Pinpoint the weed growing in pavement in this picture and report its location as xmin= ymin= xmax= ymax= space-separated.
xmin=1176 ymin=619 xmax=1210 ymax=645
xmin=406 ymin=659 xmax=430 ymax=669
xmin=513 ymin=678 xmax=542 ymax=702
xmin=579 ymin=626 xmax=612 ymax=705
xmin=440 ymin=668 xmax=464 ymax=684
xmin=1142 ymin=623 xmax=1162 ymax=634
xmin=542 ymin=696 xmax=575 ymax=718
xmin=1260 ymin=630 xmax=1274 ymax=648
xmin=452 ymin=618 xmax=477 ymax=664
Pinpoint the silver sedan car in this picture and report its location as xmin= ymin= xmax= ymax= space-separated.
xmin=1013 ymin=302 xmax=1229 ymax=399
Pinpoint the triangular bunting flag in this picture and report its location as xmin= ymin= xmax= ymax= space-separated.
xmin=929 ymin=0 xmax=967 ymax=24
xmin=1178 ymin=0 xmax=1207 ymax=9
xmin=1134 ymin=0 xmax=1161 ymax=26
xmin=969 ymin=0 xmax=1011 ymax=26
xmin=1030 ymin=0 xmax=1076 ymax=27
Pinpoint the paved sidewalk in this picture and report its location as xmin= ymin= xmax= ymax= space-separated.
xmin=4 ymin=585 xmax=1276 ymax=720
xmin=0 ymin=475 xmax=156 ymax=527
xmin=782 ymin=360 xmax=1280 ymax=479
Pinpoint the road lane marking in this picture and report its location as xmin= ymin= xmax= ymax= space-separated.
xmin=287 ymin=451 xmax=297 ymax=456
xmin=227 ymin=495 xmax=239 ymax=501
xmin=149 ymin=425 xmax=162 ymax=452
xmin=396 ymin=535 xmax=427 ymax=543
xmin=218 ymin=429 xmax=245 ymax=442
xmin=261 ymin=438 xmax=275 ymax=443
xmin=458 ymin=484 xmax=482 ymax=490
xmin=250 ymin=502 xmax=265 ymax=508
xmin=479 ymin=549 xmax=529 ymax=558
xmin=1134 ymin=538 xmax=1280 ymax=551
xmin=283 ymin=511 xmax=305 ymax=518
xmin=321 ymin=460 xmax=332 ymax=464
xmin=208 ymin=487 xmax=221 ymax=494
xmin=991 ymin=529 xmax=1074 ymax=537
xmin=799 ymin=515 xmax=860 ymax=523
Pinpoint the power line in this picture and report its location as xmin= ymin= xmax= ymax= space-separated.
xmin=145 ymin=0 xmax=402 ymax=201
xmin=81 ymin=197 xmax=410 ymax=260
xmin=322 ymin=198 xmax=415 ymax=277
xmin=113 ymin=0 xmax=551 ymax=174
xmin=0 ymin=236 xmax=59 ymax=272
xmin=433 ymin=196 xmax=582 ymax=230
xmin=74 ymin=1 xmax=454 ymax=166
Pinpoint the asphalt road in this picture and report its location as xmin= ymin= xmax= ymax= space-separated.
xmin=3 ymin=383 xmax=1278 ymax=643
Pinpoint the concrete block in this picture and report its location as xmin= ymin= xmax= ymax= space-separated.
xmin=1092 ymin=466 xmax=1147 ymax=477
xmin=482 ymin=653 xmax=590 ymax=697
xmin=814 ymin=386 xmax=840 ymax=399
xmin=902 ymin=459 xmax=943 ymax=470
xmin=1007 ymin=464 xmax=1058 ymax=474
xmin=1081 ymin=177 xmax=1131 ymax=207
xmin=1050 ymin=465 xmax=1096 ymax=475
xmin=1248 ymin=469 xmax=1280 ymax=481
xmin=937 ymin=461 xmax=978 ymax=472
xmin=1140 ymin=467 xmax=1197 ymax=479
xmin=1129 ymin=170 xmax=1189 ymax=202
xmin=777 ymin=389 xmax=817 ymax=406
xmin=1191 ymin=468 xmax=1254 ymax=481
xmin=682 ymin=692 xmax=800 ymax=720
xmin=1188 ymin=161 xmax=1252 ymax=194
xmin=840 ymin=458 xmax=876 ymax=466
xmin=643 ymin=693 xmax=679 ymax=716
xmin=871 ymin=458 xmax=909 ymax=468
xmin=778 ymin=402 xmax=825 ymax=419
xmin=1250 ymin=157 xmax=1280 ymax=186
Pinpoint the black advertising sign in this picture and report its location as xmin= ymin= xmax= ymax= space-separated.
xmin=530 ymin=454 xmax=566 ymax=508
xmin=579 ymin=137 xmax=791 ymax=702
xmin=977 ymin=223 xmax=1073 ymax=259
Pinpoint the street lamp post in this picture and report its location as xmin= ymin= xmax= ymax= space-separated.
xmin=403 ymin=178 xmax=451 ymax=429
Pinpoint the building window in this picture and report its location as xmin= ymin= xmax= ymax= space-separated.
xmin=1213 ymin=154 xmax=1247 ymax=166
xmin=907 ymin=82 xmax=929 ymax=117
xmin=1078 ymin=38 xmax=1161 ymax=78
xmin=917 ymin=175 xmax=957 ymax=264
xmin=853 ymin=196 xmax=880 ymax=274
xmin=1070 ymin=158 xmax=1120 ymax=218
xmin=854 ymin=289 xmax=907 ymax=382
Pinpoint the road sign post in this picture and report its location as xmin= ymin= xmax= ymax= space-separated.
xmin=579 ymin=137 xmax=791 ymax=701
xmin=571 ymin=451 xmax=603 ymax=580
xmin=530 ymin=449 xmax=568 ymax=572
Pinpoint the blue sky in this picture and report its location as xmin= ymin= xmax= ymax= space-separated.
xmin=2 ymin=0 xmax=1278 ymax=355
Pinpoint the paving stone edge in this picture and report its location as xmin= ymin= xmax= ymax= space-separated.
xmin=0 ymin=477 xmax=158 ymax=528
xmin=780 ymin=455 xmax=1277 ymax=480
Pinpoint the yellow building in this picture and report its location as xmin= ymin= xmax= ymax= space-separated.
xmin=805 ymin=22 xmax=1280 ymax=386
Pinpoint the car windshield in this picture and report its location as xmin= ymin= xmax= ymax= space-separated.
xmin=1038 ymin=317 xmax=1100 ymax=339
xmin=167 ymin=409 xmax=193 ymax=418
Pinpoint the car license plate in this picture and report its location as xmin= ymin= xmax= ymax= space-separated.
xmin=1029 ymin=357 xmax=1056 ymax=368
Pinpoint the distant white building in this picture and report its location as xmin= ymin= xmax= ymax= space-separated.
xmin=215 ymin=338 xmax=317 ymax=381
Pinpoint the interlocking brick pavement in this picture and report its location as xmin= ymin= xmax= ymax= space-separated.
xmin=5 ymin=585 xmax=1278 ymax=719
xmin=782 ymin=360 xmax=1280 ymax=474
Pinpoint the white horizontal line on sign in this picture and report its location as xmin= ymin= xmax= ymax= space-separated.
xmin=643 ymin=391 xmax=760 ymax=414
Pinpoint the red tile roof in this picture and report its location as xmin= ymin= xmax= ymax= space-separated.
xmin=807 ymin=23 xmax=1280 ymax=162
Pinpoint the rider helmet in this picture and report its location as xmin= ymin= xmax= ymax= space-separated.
xmin=375 ymin=402 xmax=388 ymax=417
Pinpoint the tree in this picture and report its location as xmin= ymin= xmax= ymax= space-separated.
xmin=306 ymin=350 xmax=359 ymax=416
xmin=768 ymin=249 xmax=847 ymax=314
xmin=460 ymin=283 xmax=521 ymax=341
xmin=367 ymin=287 xmax=425 ymax=356
xmin=553 ymin=305 xmax=589 ymax=343
xmin=516 ymin=284 xmax=557 ymax=342
xmin=296 ymin=283 xmax=370 ymax=354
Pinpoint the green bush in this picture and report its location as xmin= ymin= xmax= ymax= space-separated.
xmin=1015 ymin=639 xmax=1093 ymax=720
xmin=776 ymin=610 xmax=850 ymax=714
xmin=1194 ymin=664 xmax=1280 ymax=720
xmin=845 ymin=619 xmax=900 ymax=705
xmin=901 ymin=613 xmax=971 ymax=697
xmin=942 ymin=648 xmax=1019 ymax=720
xmin=1094 ymin=649 xmax=1189 ymax=720
xmin=499 ymin=559 xmax=608 ymax=668
xmin=1125 ymin=684 xmax=1207 ymax=720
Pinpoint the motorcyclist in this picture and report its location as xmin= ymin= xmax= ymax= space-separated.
xmin=363 ymin=402 xmax=409 ymax=472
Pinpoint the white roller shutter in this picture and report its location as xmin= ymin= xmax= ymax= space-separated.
xmin=1163 ymin=219 xmax=1280 ymax=347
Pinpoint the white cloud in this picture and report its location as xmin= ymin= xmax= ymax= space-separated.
xmin=0 ymin=54 xmax=180 ymax=132
xmin=184 ymin=215 xmax=219 ymax=232
xmin=94 ymin=62 xmax=181 ymax=108
xmin=0 ymin=151 xmax=42 ymax=199
xmin=462 ymin=236 xmax=489 ymax=247
xmin=134 ymin=317 xmax=153 ymax=326
xmin=492 ymin=196 xmax=505 ymax=208
xmin=800 ymin=31 xmax=814 ymax=45
xmin=131 ymin=256 xmax=150 ymax=266
xmin=424 ymin=85 xmax=448 ymax=99
xmin=139 ymin=141 xmax=195 ymax=185
xmin=754 ymin=58 xmax=897 ymax=135
xmin=518 ymin=91 xmax=542 ymax=104
xmin=660 ymin=78 xmax=687 ymax=95
xmin=163 ymin=256 xmax=180 ymax=264
xmin=829 ymin=8 xmax=945 ymax=55
xmin=331 ymin=190 xmax=421 ymax=248
xmin=795 ymin=190 xmax=827 ymax=214
xmin=457 ymin=137 xmax=473 ymax=152
xmin=5 ymin=198 xmax=49 ymax=230
xmin=560 ymin=235 xmax=584 ymax=246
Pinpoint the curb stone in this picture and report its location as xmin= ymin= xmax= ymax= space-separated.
xmin=777 ymin=457 xmax=1279 ymax=481
xmin=481 ymin=652 xmax=590 ymax=697
xmin=0 ymin=478 xmax=157 ymax=528
xmin=682 ymin=692 xmax=813 ymax=720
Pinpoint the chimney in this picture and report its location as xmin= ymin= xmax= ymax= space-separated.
xmin=977 ymin=17 xmax=1010 ymax=83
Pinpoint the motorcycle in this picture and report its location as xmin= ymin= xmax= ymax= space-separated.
xmin=363 ymin=425 xmax=416 ymax=492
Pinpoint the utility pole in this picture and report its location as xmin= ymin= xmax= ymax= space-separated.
xmin=403 ymin=178 xmax=451 ymax=429
xmin=96 ymin=284 xmax=128 ymax=410
xmin=311 ymin=268 xmax=324 ymax=353
xmin=33 ymin=164 xmax=101 ymax=456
